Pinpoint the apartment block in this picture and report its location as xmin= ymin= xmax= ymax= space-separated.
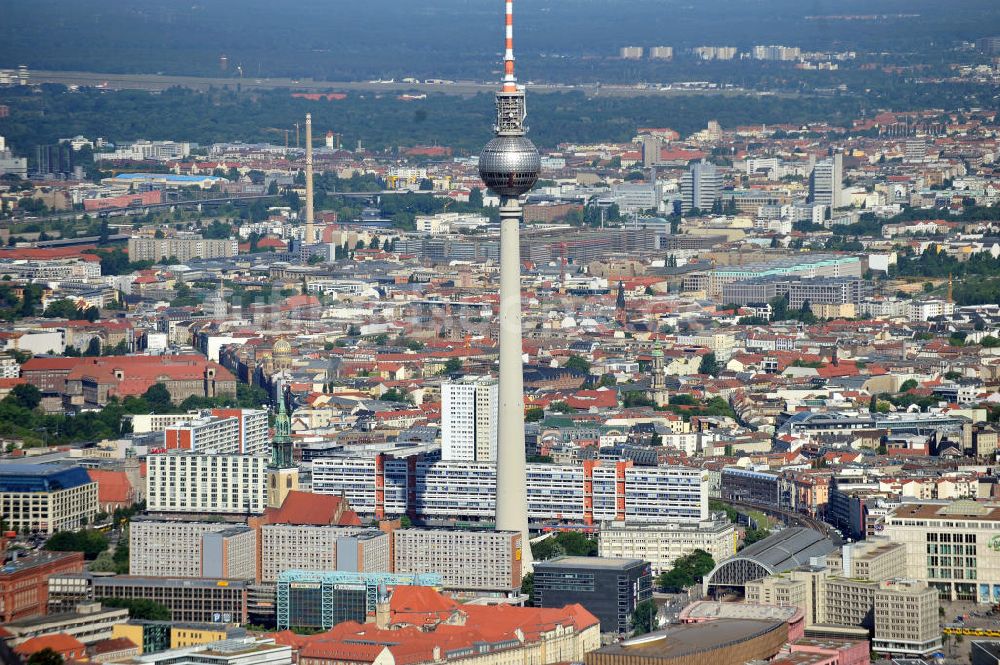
xmin=442 ymin=376 xmax=498 ymax=462
xmin=259 ymin=525 xmax=389 ymax=583
xmin=130 ymin=519 xmax=256 ymax=579
xmin=392 ymin=529 xmax=521 ymax=593
xmin=146 ymin=453 xmax=267 ymax=515
xmin=128 ymin=235 xmax=238 ymax=263
xmin=311 ymin=455 xmax=708 ymax=524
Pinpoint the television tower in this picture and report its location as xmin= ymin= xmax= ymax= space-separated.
xmin=305 ymin=113 xmax=315 ymax=245
xmin=478 ymin=0 xmax=540 ymax=572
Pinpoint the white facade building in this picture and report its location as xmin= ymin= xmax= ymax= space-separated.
xmin=599 ymin=518 xmax=736 ymax=574
xmin=442 ymin=376 xmax=498 ymax=462
xmin=259 ymin=525 xmax=389 ymax=583
xmin=146 ymin=453 xmax=268 ymax=515
xmin=310 ymin=457 xmax=708 ymax=524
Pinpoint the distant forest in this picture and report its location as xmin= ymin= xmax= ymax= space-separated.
xmin=1 ymin=0 xmax=999 ymax=82
xmin=0 ymin=78 xmax=995 ymax=157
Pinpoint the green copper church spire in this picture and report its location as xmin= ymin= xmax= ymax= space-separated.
xmin=271 ymin=387 xmax=294 ymax=469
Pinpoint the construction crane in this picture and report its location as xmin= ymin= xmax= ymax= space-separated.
xmin=557 ymin=242 xmax=568 ymax=294
xmin=263 ymin=128 xmax=291 ymax=151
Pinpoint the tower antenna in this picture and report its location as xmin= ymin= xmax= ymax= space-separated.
xmin=478 ymin=0 xmax=540 ymax=573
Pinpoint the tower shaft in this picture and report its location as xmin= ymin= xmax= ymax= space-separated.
xmin=497 ymin=197 xmax=532 ymax=571
xmin=305 ymin=113 xmax=315 ymax=245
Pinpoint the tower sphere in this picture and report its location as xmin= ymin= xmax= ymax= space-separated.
xmin=479 ymin=136 xmax=541 ymax=197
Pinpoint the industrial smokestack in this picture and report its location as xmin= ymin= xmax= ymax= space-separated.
xmin=305 ymin=113 xmax=315 ymax=245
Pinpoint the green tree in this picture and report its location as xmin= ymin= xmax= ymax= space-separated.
xmin=565 ymin=355 xmax=590 ymax=375
xmin=27 ymin=648 xmax=64 ymax=665
xmin=698 ymin=352 xmax=719 ymax=377
xmin=743 ymin=527 xmax=771 ymax=547
xmin=98 ymin=597 xmax=171 ymax=621
xmin=525 ymin=407 xmax=545 ymax=422
xmin=439 ymin=357 xmax=463 ymax=375
xmin=468 ymin=188 xmax=483 ymax=208
xmin=521 ymin=571 xmax=535 ymax=605
xmin=631 ymin=599 xmax=659 ymax=636
xmin=656 ymin=549 xmax=715 ymax=591
xmin=142 ymin=383 xmax=174 ymax=413
xmin=84 ymin=337 xmax=102 ymax=357
xmin=899 ymin=379 xmax=919 ymax=392
xmin=549 ymin=401 xmax=573 ymax=413
xmin=381 ymin=388 xmax=411 ymax=403
xmin=42 ymin=299 xmax=83 ymax=319
xmin=6 ymin=383 xmax=42 ymax=410
xmin=44 ymin=529 xmax=109 ymax=559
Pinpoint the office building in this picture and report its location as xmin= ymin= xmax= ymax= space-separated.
xmin=680 ymin=161 xmax=722 ymax=213
xmin=392 ymin=529 xmax=522 ymax=593
xmin=259 ymin=525 xmax=389 ymax=583
xmin=809 ymin=152 xmax=844 ymax=209
xmin=311 ymin=455 xmax=708 ymax=524
xmin=533 ymin=557 xmax=652 ymax=635
xmin=620 ymin=47 xmax=644 ymax=59
xmin=48 ymin=573 xmax=250 ymax=624
xmin=276 ymin=570 xmax=442 ymax=630
xmin=3 ymin=602 xmax=129 ymax=646
xmin=649 ymin=46 xmax=674 ymax=59
xmin=0 ymin=551 xmax=85 ymax=623
xmin=722 ymin=277 xmax=872 ymax=309
xmin=442 ymin=376 xmax=498 ymax=462
xmin=130 ymin=519 xmax=256 ymax=579
xmin=598 ymin=518 xmax=736 ymax=575
xmin=128 ymin=234 xmax=238 ymax=263
xmin=721 ymin=467 xmax=781 ymax=505
xmin=146 ymin=453 xmax=267 ymax=515
xmin=872 ymin=579 xmax=942 ymax=657
xmin=0 ymin=464 xmax=99 ymax=534
xmin=884 ymin=500 xmax=1000 ymax=603
xmin=825 ymin=540 xmax=907 ymax=582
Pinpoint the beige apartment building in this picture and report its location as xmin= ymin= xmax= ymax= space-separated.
xmin=127 ymin=234 xmax=237 ymax=263
xmin=130 ymin=518 xmax=256 ymax=579
xmin=259 ymin=525 xmax=389 ymax=583
xmin=598 ymin=518 xmax=736 ymax=575
xmin=392 ymin=529 xmax=522 ymax=593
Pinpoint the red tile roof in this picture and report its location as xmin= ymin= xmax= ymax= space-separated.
xmin=87 ymin=469 xmax=135 ymax=505
xmin=261 ymin=490 xmax=361 ymax=526
xmin=21 ymin=357 xmax=83 ymax=372
xmin=15 ymin=633 xmax=86 ymax=657
xmin=273 ymin=591 xmax=598 ymax=665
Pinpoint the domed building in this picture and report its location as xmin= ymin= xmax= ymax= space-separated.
xmin=272 ymin=337 xmax=293 ymax=372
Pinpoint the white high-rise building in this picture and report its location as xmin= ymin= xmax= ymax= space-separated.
xmin=680 ymin=161 xmax=722 ymax=213
xmin=809 ymin=152 xmax=844 ymax=209
xmin=442 ymin=376 xmax=498 ymax=461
